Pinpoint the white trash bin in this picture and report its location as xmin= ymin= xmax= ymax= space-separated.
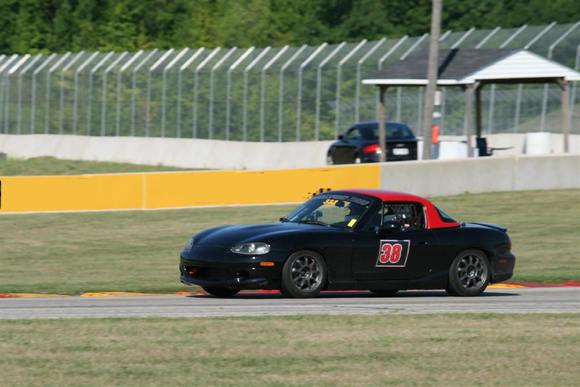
xmin=525 ymin=132 xmax=551 ymax=155
xmin=438 ymin=141 xmax=468 ymax=159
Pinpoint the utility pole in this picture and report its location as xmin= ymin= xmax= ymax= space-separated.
xmin=422 ymin=0 xmax=442 ymax=160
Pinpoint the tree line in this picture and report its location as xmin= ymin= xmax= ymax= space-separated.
xmin=1 ymin=0 xmax=579 ymax=54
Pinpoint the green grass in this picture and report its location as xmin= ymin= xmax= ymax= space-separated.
xmin=0 ymin=156 xmax=189 ymax=175
xmin=0 ymin=189 xmax=579 ymax=294
xmin=1 ymin=314 xmax=579 ymax=386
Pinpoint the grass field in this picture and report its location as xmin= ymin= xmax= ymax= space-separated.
xmin=1 ymin=314 xmax=579 ymax=386
xmin=0 ymin=189 xmax=579 ymax=294
xmin=0 ymin=156 xmax=187 ymax=175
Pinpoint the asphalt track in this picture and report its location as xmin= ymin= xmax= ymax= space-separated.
xmin=1 ymin=287 xmax=579 ymax=319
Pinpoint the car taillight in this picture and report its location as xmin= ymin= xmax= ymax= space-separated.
xmin=186 ymin=266 xmax=199 ymax=277
xmin=363 ymin=144 xmax=382 ymax=154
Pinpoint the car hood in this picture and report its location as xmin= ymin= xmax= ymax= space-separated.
xmin=194 ymin=222 xmax=326 ymax=247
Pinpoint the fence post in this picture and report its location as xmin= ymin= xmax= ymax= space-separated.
xmin=45 ymin=53 xmax=71 ymax=134
xmin=540 ymin=22 xmax=579 ymax=132
xmin=115 ymin=51 xmax=143 ymax=136
xmin=396 ymin=34 xmax=428 ymax=123
xmin=176 ymin=48 xmax=204 ymax=138
xmin=314 ymin=42 xmax=346 ymax=140
xmin=355 ymin=38 xmax=385 ymax=123
xmin=226 ymin=47 xmax=254 ymax=140
xmin=260 ymin=46 xmax=288 ymax=142
xmin=376 ymin=36 xmax=408 ymax=119
xmin=474 ymin=28 xmax=500 ymax=133
xmin=58 ymin=52 xmax=84 ymax=134
xmin=278 ymin=45 xmax=307 ymax=142
xmin=452 ymin=28 xmax=475 ymax=48
xmin=439 ymin=30 xmax=452 ymax=44
xmin=160 ymin=48 xmax=188 ymax=138
xmin=521 ymin=22 xmax=557 ymax=132
xmin=242 ymin=47 xmax=273 ymax=141
xmin=101 ymin=52 xmax=128 ymax=136
xmin=4 ymin=55 xmax=31 ymax=133
xmin=72 ymin=52 xmax=99 ymax=135
xmin=87 ymin=52 xmax=114 ymax=135
xmin=0 ymin=56 xmax=17 ymax=132
xmin=496 ymin=25 xmax=528 ymax=133
xmin=30 ymin=54 xmax=56 ymax=134
xmin=476 ymin=27 xmax=501 ymax=49
xmin=16 ymin=54 xmax=42 ymax=134
xmin=145 ymin=49 xmax=174 ymax=137
xmin=335 ymin=39 xmax=366 ymax=138
xmin=208 ymin=48 xmax=237 ymax=139
xmin=193 ymin=47 xmax=220 ymax=138
xmin=131 ymin=49 xmax=158 ymax=136
xmin=296 ymin=43 xmax=328 ymax=141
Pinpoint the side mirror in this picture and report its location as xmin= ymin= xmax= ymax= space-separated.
xmin=338 ymin=134 xmax=345 ymax=141
xmin=378 ymin=221 xmax=402 ymax=234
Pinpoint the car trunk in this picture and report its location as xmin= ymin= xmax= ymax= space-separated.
xmin=386 ymin=139 xmax=417 ymax=161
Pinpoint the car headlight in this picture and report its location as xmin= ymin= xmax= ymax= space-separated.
xmin=231 ymin=242 xmax=270 ymax=255
xmin=184 ymin=237 xmax=196 ymax=251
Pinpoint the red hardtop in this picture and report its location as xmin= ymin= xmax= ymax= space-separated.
xmin=340 ymin=189 xmax=461 ymax=230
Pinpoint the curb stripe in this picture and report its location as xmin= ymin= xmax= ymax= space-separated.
xmin=1 ymin=282 xmax=580 ymax=299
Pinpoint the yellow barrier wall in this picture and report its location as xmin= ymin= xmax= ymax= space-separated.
xmin=0 ymin=165 xmax=380 ymax=212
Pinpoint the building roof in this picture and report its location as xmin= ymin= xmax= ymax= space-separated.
xmin=363 ymin=48 xmax=580 ymax=86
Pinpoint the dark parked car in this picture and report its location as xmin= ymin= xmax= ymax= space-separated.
xmin=327 ymin=121 xmax=418 ymax=164
xmin=180 ymin=190 xmax=515 ymax=298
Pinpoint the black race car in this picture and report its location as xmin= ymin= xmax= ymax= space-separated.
xmin=180 ymin=190 xmax=515 ymax=298
xmin=327 ymin=121 xmax=418 ymax=164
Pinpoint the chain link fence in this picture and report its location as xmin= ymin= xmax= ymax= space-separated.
xmin=0 ymin=22 xmax=579 ymax=141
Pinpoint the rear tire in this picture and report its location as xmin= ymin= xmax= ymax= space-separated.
xmin=326 ymin=153 xmax=334 ymax=165
xmin=280 ymin=250 xmax=327 ymax=298
xmin=446 ymin=250 xmax=490 ymax=297
xmin=370 ymin=289 xmax=399 ymax=297
xmin=202 ymin=287 xmax=240 ymax=298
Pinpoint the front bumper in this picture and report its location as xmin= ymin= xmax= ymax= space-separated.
xmin=363 ymin=149 xmax=418 ymax=162
xmin=179 ymin=245 xmax=284 ymax=290
xmin=491 ymin=252 xmax=516 ymax=283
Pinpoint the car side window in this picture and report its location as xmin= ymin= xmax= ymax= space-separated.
xmin=345 ymin=127 xmax=360 ymax=140
xmin=361 ymin=202 xmax=426 ymax=232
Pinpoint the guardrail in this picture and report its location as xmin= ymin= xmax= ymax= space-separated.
xmin=0 ymin=164 xmax=381 ymax=212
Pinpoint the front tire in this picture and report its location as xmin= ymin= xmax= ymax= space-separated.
xmin=280 ymin=250 xmax=327 ymax=298
xmin=202 ymin=287 xmax=240 ymax=298
xmin=446 ymin=250 xmax=490 ymax=296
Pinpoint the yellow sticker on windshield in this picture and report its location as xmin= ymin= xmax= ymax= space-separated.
xmin=323 ymin=199 xmax=339 ymax=206
xmin=347 ymin=219 xmax=357 ymax=228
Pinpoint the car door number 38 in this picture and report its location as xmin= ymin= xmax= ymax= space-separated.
xmin=376 ymin=240 xmax=411 ymax=268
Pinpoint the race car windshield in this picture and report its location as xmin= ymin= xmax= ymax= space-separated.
xmin=285 ymin=194 xmax=372 ymax=229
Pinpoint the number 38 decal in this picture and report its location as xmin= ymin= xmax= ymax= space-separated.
xmin=376 ymin=240 xmax=411 ymax=268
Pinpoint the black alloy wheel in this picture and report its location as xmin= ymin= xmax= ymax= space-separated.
xmin=447 ymin=250 xmax=490 ymax=296
xmin=281 ymin=250 xmax=327 ymax=298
